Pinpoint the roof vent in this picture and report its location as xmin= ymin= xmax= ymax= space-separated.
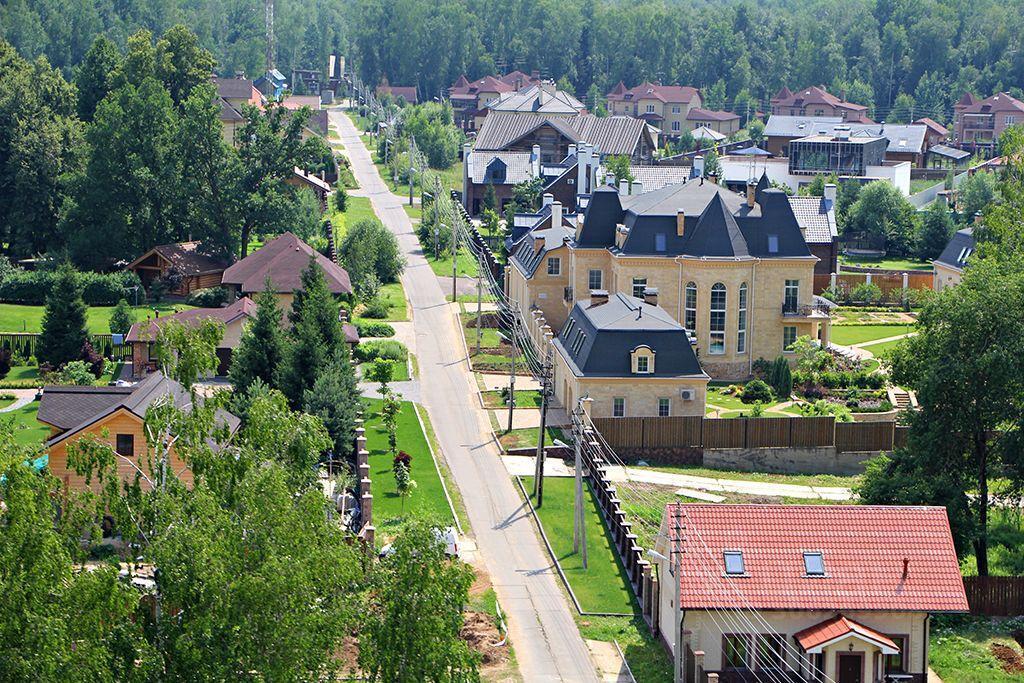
xmin=643 ymin=287 xmax=659 ymax=306
xmin=589 ymin=289 xmax=609 ymax=306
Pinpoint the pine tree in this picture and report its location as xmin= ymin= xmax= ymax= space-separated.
xmin=229 ymin=281 xmax=286 ymax=394
xmin=289 ymin=256 xmax=344 ymax=353
xmin=109 ymin=299 xmax=136 ymax=336
xmin=279 ymin=313 xmax=330 ymax=407
xmin=303 ymin=348 xmax=360 ymax=456
xmin=36 ymin=265 xmax=89 ymax=369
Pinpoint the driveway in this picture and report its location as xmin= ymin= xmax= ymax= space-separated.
xmin=330 ymin=110 xmax=599 ymax=682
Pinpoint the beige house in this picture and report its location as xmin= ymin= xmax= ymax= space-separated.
xmin=550 ymin=291 xmax=708 ymax=418
xmin=606 ymin=82 xmax=702 ymax=137
xmin=652 ymin=504 xmax=967 ymax=683
xmin=507 ymin=179 xmax=831 ymax=381
xmin=932 ymin=227 xmax=974 ymax=291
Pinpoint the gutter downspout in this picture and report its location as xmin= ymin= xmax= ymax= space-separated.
xmin=748 ymin=258 xmax=758 ymax=377
xmin=677 ymin=258 xmax=684 ymax=323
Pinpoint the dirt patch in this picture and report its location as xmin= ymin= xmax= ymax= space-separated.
xmin=332 ymin=634 xmax=361 ymax=676
xmin=990 ymin=642 xmax=1024 ymax=673
xmin=461 ymin=610 xmax=508 ymax=667
xmin=469 ymin=564 xmax=493 ymax=598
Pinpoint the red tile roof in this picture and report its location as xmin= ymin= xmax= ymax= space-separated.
xmin=607 ymin=81 xmax=699 ymax=104
xmin=449 ymin=75 xmax=516 ymax=100
xmin=794 ymin=615 xmax=899 ymax=653
xmin=773 ymin=86 xmax=869 ymax=114
xmin=665 ymin=504 xmax=968 ymax=612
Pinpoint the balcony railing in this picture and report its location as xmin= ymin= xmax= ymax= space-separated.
xmin=782 ymin=301 xmax=831 ymax=317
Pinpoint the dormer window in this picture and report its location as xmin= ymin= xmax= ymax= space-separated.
xmin=631 ymin=345 xmax=655 ymax=374
xmin=803 ymin=552 xmax=825 ymax=576
xmin=724 ymin=551 xmax=745 ymax=576
xmin=767 ymin=234 xmax=779 ymax=254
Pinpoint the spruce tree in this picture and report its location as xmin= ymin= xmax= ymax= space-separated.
xmin=109 ymin=299 xmax=136 ymax=336
xmin=303 ymin=348 xmax=360 ymax=456
xmin=36 ymin=265 xmax=89 ymax=369
xmin=288 ymin=256 xmax=344 ymax=353
xmin=229 ymin=280 xmax=286 ymax=395
xmin=279 ymin=314 xmax=329 ymax=407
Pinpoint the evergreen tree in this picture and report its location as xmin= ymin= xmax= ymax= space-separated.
xmin=288 ymin=257 xmax=344 ymax=353
xmin=229 ymin=281 xmax=286 ymax=395
xmin=303 ymin=348 xmax=360 ymax=456
xmin=279 ymin=312 xmax=330 ymax=408
xmin=108 ymin=299 xmax=135 ymax=336
xmin=36 ymin=265 xmax=88 ymax=369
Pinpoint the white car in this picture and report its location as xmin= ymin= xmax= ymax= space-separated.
xmin=378 ymin=526 xmax=460 ymax=559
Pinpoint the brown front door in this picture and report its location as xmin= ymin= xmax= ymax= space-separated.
xmin=837 ymin=653 xmax=863 ymax=683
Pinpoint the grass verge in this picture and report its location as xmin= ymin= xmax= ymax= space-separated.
xmin=0 ymin=303 xmax=193 ymax=334
xmin=498 ymin=427 xmax=568 ymax=451
xmin=930 ymin=615 xmax=1024 ymax=682
xmin=830 ymin=324 xmax=915 ymax=346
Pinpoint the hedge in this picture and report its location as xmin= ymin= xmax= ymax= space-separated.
xmin=354 ymin=340 xmax=408 ymax=363
xmin=0 ymin=270 xmax=144 ymax=306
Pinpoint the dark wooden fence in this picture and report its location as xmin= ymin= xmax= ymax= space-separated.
xmin=592 ymin=415 xmax=904 ymax=453
xmin=0 ymin=332 xmax=132 ymax=362
xmin=963 ymin=576 xmax=1024 ymax=616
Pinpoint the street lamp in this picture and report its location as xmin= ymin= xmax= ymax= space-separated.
xmin=648 ymin=547 xmax=684 ymax=683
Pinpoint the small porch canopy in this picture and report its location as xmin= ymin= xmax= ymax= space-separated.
xmin=795 ymin=614 xmax=900 ymax=655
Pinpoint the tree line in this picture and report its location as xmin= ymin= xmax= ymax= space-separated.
xmin=0 ymin=25 xmax=330 ymax=267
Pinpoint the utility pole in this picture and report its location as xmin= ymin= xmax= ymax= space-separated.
xmin=475 ymin=250 xmax=484 ymax=355
xmin=672 ymin=508 xmax=685 ymax=683
xmin=533 ymin=345 xmax=553 ymax=506
xmin=507 ymin=305 xmax=518 ymax=433
xmin=451 ymin=216 xmax=459 ymax=302
xmin=572 ymin=398 xmax=588 ymax=568
xmin=408 ymin=137 xmax=416 ymax=206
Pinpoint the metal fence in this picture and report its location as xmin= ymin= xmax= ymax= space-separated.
xmin=592 ymin=415 xmax=907 ymax=453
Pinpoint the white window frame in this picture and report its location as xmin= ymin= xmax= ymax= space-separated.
xmin=784 ymin=279 xmax=799 ymax=311
xmin=632 ymin=277 xmax=648 ymax=298
xmin=737 ymin=282 xmax=748 ymax=354
xmin=645 ymin=103 xmax=655 ymax=114
xmin=672 ymin=105 xmax=681 ymax=114
xmin=612 ymin=397 xmax=625 ymax=417
xmin=588 ymin=269 xmax=603 ymax=291
xmin=636 ymin=355 xmax=650 ymax=373
xmin=684 ymin=282 xmax=697 ymax=332
xmin=547 ymin=257 xmax=561 ymax=276
xmin=658 ymin=397 xmax=671 ymax=417
xmin=709 ymin=282 xmax=726 ymax=355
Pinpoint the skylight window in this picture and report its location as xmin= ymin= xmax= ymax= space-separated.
xmin=803 ymin=552 xmax=825 ymax=576
xmin=655 ymin=233 xmax=667 ymax=252
xmin=767 ymin=235 xmax=779 ymax=254
xmin=724 ymin=551 xmax=745 ymax=576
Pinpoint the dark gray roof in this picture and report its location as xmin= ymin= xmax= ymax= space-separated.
xmin=486 ymin=84 xmax=585 ymax=115
xmin=467 ymin=151 xmax=533 ymax=185
xmin=578 ymin=178 xmax=813 ymax=259
xmin=41 ymin=372 xmax=241 ymax=448
xmin=929 ymin=144 xmax=971 ymax=161
xmin=934 ymin=227 xmax=975 ymax=271
xmin=509 ymin=223 xmax=575 ymax=277
xmin=764 ymin=115 xmax=928 ymax=154
xmin=474 ymin=113 xmax=650 ymax=157
xmin=788 ymin=196 xmax=838 ymax=244
xmin=553 ymin=293 xmax=705 ymax=378
xmin=213 ymin=77 xmax=256 ymax=100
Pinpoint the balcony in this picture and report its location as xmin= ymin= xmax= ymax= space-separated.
xmin=782 ymin=301 xmax=831 ymax=319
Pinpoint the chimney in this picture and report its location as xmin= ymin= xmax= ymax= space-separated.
xmin=643 ymin=287 xmax=659 ymax=306
xmin=823 ymin=183 xmax=837 ymax=209
xmin=576 ymin=142 xmax=589 ymax=194
xmin=708 ymin=172 xmax=718 ymax=185
xmin=534 ymin=235 xmax=546 ymax=254
xmin=902 ymin=557 xmax=910 ymax=580
xmin=542 ymin=193 xmax=554 ymax=208
xmin=589 ymin=289 xmax=609 ymax=306
xmin=619 ymin=179 xmax=629 ymax=195
xmin=694 ymin=155 xmax=705 ymax=178
xmin=605 ymin=172 xmax=616 ymax=187
xmin=746 ymin=179 xmax=757 ymax=208
xmin=567 ymin=144 xmax=577 ymax=158
xmin=632 ymin=180 xmax=644 ymax=195
xmin=531 ymin=144 xmax=541 ymax=178
xmin=676 ymin=209 xmax=686 ymax=237
xmin=937 ymin=190 xmax=949 ymax=208
xmin=551 ymin=201 xmax=562 ymax=228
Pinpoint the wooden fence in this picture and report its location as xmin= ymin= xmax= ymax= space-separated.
xmin=0 ymin=332 xmax=132 ymax=361
xmin=593 ymin=415 xmax=906 ymax=453
xmin=962 ymin=576 xmax=1024 ymax=616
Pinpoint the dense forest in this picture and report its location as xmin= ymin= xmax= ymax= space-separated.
xmin=3 ymin=0 xmax=1024 ymax=125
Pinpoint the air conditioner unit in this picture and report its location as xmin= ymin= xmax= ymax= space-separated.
xmin=679 ymin=389 xmax=695 ymax=401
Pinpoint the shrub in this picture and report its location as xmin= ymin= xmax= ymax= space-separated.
xmin=393 ymin=450 xmax=412 ymax=471
xmin=0 ymin=270 xmax=143 ymax=306
xmin=740 ymin=378 xmax=773 ymax=404
xmin=79 ymin=341 xmax=105 ymax=378
xmin=819 ymin=371 xmax=850 ymax=389
xmin=354 ymin=340 xmax=408 ymax=363
xmin=850 ymin=281 xmax=882 ymax=304
xmin=799 ymin=399 xmax=853 ymax=422
xmin=361 ymin=298 xmax=390 ymax=319
xmin=333 ymin=183 xmax=348 ymax=213
xmin=46 ymin=360 xmax=95 ymax=386
xmin=802 ymin=384 xmax=826 ymax=400
xmin=354 ymin=321 xmax=395 ymax=337
xmin=751 ymin=357 xmax=772 ymax=379
xmin=0 ymin=348 xmax=10 ymax=379
xmin=185 ymin=287 xmax=230 ymax=307
xmin=768 ymin=356 xmax=793 ymax=397
xmin=338 ymin=218 xmax=406 ymax=289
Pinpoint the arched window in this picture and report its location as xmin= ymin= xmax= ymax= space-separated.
xmin=684 ymin=282 xmax=697 ymax=332
xmin=737 ymin=283 xmax=748 ymax=354
xmin=709 ymin=283 xmax=726 ymax=355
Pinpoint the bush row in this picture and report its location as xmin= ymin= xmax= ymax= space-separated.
xmin=0 ymin=270 xmax=143 ymax=306
xmin=354 ymin=340 xmax=408 ymax=363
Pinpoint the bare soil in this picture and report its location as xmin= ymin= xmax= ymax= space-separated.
xmin=990 ymin=643 xmax=1024 ymax=673
xmin=462 ymin=611 xmax=508 ymax=667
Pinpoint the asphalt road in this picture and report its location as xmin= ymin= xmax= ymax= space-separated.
xmin=330 ymin=109 xmax=598 ymax=682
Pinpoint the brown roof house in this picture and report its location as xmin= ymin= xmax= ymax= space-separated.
xmin=125 ymin=242 xmax=229 ymax=296
xmin=953 ymin=91 xmax=1024 ymax=153
xmin=125 ymin=297 xmax=258 ymax=378
xmin=221 ymin=232 xmax=352 ymax=312
xmin=685 ymin=108 xmax=741 ymax=136
xmin=38 ymin=371 xmax=240 ymax=493
xmin=606 ymin=82 xmax=702 ymax=137
xmin=771 ymin=85 xmax=873 ymax=123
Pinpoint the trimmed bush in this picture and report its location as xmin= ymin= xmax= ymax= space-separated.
xmin=185 ymin=287 xmax=230 ymax=307
xmin=354 ymin=340 xmax=408 ymax=363
xmin=740 ymin=378 xmax=774 ymax=404
xmin=354 ymin=321 xmax=395 ymax=337
xmin=0 ymin=270 xmax=143 ymax=306
xmin=361 ymin=298 xmax=390 ymax=319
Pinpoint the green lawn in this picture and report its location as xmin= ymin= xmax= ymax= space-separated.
xmin=930 ymin=615 xmax=1024 ymax=682
xmin=705 ymin=386 xmax=796 ymax=413
xmin=330 ymin=195 xmax=376 ymax=243
xmin=459 ymin=313 xmax=504 ymax=350
xmin=402 ymin=204 xmax=423 ymax=222
xmin=577 ymin=615 xmax=672 ymax=683
xmin=838 ymin=255 xmax=934 ymax=271
xmin=359 ymin=360 xmax=410 ymax=382
xmin=481 ymin=389 xmax=542 ymax=409
xmin=360 ymin=398 xmax=454 ymax=529
xmin=861 ymin=337 xmax=908 ymax=357
xmin=830 ymin=324 xmax=915 ymax=346
xmin=0 ymin=303 xmax=194 ymax=334
xmin=497 ymin=427 xmax=567 ymax=451
xmin=426 ymin=248 xmax=479 ymax=279
xmin=910 ymin=178 xmax=944 ymax=195
xmin=521 ymin=476 xmax=636 ymax=615
xmin=377 ymin=281 xmax=408 ymax=321
xmin=2 ymin=402 xmax=48 ymax=448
